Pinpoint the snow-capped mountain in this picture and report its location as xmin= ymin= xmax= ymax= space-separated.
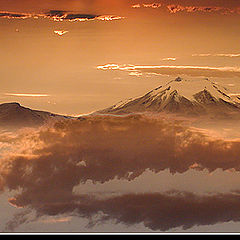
xmin=0 ymin=102 xmax=71 ymax=129
xmin=97 ymin=77 xmax=240 ymax=117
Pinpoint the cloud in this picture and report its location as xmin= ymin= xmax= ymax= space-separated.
xmin=97 ymin=64 xmax=240 ymax=78
xmin=166 ymin=5 xmax=229 ymax=14
xmin=4 ymin=93 xmax=50 ymax=97
xmin=192 ymin=53 xmax=240 ymax=58
xmin=6 ymin=190 xmax=240 ymax=231
xmin=132 ymin=3 xmax=162 ymax=9
xmin=130 ymin=2 xmax=240 ymax=15
xmin=2 ymin=114 xmax=240 ymax=230
xmin=40 ymin=216 xmax=72 ymax=224
xmin=0 ymin=10 xmax=124 ymax=22
xmin=162 ymin=57 xmax=177 ymax=61
xmin=0 ymin=11 xmax=32 ymax=19
xmin=54 ymin=30 xmax=68 ymax=36
xmin=36 ymin=191 xmax=240 ymax=231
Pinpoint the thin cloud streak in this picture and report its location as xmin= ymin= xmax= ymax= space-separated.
xmin=166 ymin=4 xmax=235 ymax=14
xmin=132 ymin=3 xmax=162 ymax=9
xmin=0 ymin=10 xmax=125 ymax=22
xmin=192 ymin=53 xmax=240 ymax=58
xmin=97 ymin=64 xmax=240 ymax=78
xmin=4 ymin=93 xmax=50 ymax=97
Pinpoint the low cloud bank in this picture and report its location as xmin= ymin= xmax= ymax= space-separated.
xmin=1 ymin=114 xmax=240 ymax=230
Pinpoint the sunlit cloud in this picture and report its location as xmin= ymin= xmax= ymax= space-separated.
xmin=54 ymin=30 xmax=68 ymax=36
xmin=132 ymin=4 xmax=141 ymax=8
xmin=40 ymin=217 xmax=72 ymax=224
xmin=132 ymin=3 xmax=161 ymax=9
xmin=128 ymin=71 xmax=143 ymax=76
xmin=0 ymin=10 xmax=125 ymax=22
xmin=96 ymin=15 xmax=125 ymax=21
xmin=4 ymin=93 xmax=50 ymax=97
xmin=143 ymin=3 xmax=161 ymax=9
xmin=97 ymin=64 xmax=240 ymax=78
xmin=0 ymin=11 xmax=32 ymax=19
xmin=162 ymin=57 xmax=177 ymax=61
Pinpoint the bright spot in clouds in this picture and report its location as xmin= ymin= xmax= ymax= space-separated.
xmin=162 ymin=57 xmax=177 ymax=61
xmin=54 ymin=30 xmax=68 ymax=36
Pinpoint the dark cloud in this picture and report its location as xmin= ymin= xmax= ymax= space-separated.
xmin=1 ymin=0 xmax=240 ymax=16
xmin=64 ymin=13 xmax=99 ymax=20
xmin=2 ymin=114 xmax=240 ymax=189
xmin=6 ymin=191 xmax=240 ymax=231
xmin=0 ymin=10 xmax=124 ymax=21
xmin=43 ymin=10 xmax=100 ymax=21
xmin=2 ymin=114 xmax=240 ymax=230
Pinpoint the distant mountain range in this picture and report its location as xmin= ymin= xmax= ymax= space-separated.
xmin=0 ymin=102 xmax=71 ymax=130
xmin=97 ymin=77 xmax=240 ymax=118
xmin=1 ymin=78 xmax=240 ymax=130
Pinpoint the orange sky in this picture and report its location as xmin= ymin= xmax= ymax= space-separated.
xmin=1 ymin=0 xmax=240 ymax=115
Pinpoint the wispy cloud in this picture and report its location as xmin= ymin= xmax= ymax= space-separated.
xmin=130 ymin=2 xmax=240 ymax=15
xmin=162 ymin=57 xmax=177 ymax=61
xmin=192 ymin=53 xmax=240 ymax=58
xmin=166 ymin=4 xmax=238 ymax=15
xmin=4 ymin=93 xmax=50 ymax=97
xmin=0 ymin=11 xmax=32 ymax=19
xmin=97 ymin=64 xmax=240 ymax=78
xmin=40 ymin=217 xmax=72 ymax=224
xmin=132 ymin=3 xmax=162 ymax=9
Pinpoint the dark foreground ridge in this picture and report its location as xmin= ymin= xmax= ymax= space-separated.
xmin=0 ymin=102 xmax=71 ymax=129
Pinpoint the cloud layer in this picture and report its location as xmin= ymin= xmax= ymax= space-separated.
xmin=97 ymin=64 xmax=240 ymax=78
xmin=1 ymin=114 xmax=240 ymax=230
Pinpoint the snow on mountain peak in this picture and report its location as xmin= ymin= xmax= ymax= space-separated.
xmin=97 ymin=77 xmax=240 ymax=116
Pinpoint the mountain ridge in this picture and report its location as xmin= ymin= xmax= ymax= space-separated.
xmin=0 ymin=102 xmax=72 ymax=129
xmin=96 ymin=77 xmax=240 ymax=118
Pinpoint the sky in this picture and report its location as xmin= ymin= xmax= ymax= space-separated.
xmin=0 ymin=0 xmax=240 ymax=115
xmin=1 ymin=2 xmax=240 ymax=233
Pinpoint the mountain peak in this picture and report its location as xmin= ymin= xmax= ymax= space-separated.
xmin=0 ymin=102 xmax=21 ymax=107
xmin=97 ymin=77 xmax=240 ymax=117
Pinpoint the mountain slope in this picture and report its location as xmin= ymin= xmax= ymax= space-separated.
xmin=0 ymin=102 xmax=71 ymax=129
xmin=97 ymin=77 xmax=240 ymax=117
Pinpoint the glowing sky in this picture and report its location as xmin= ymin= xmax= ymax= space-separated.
xmin=0 ymin=0 xmax=240 ymax=116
